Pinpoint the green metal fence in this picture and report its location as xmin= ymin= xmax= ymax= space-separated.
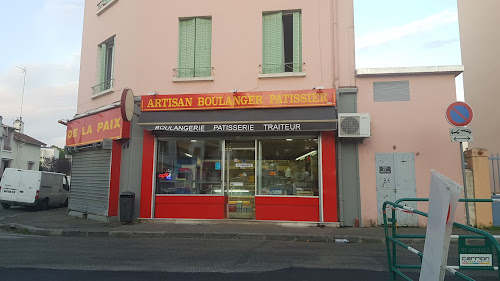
xmin=383 ymin=198 xmax=500 ymax=280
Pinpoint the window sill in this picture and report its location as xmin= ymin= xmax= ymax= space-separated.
xmin=96 ymin=0 xmax=119 ymax=16
xmin=258 ymin=72 xmax=306 ymax=79
xmin=92 ymin=88 xmax=114 ymax=99
xmin=172 ymin=76 xmax=214 ymax=82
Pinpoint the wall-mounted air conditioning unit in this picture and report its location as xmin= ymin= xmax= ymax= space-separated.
xmin=338 ymin=113 xmax=371 ymax=138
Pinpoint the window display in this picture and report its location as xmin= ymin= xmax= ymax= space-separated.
xmin=257 ymin=138 xmax=319 ymax=196
xmin=155 ymin=140 xmax=222 ymax=195
xmin=155 ymin=138 xmax=319 ymax=198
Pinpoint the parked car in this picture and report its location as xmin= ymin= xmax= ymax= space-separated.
xmin=0 ymin=168 xmax=70 ymax=210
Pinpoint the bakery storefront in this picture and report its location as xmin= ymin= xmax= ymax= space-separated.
xmin=138 ymin=89 xmax=338 ymax=223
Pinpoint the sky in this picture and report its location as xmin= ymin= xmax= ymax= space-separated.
xmin=0 ymin=0 xmax=463 ymax=148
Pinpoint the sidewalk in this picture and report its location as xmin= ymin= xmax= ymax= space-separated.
xmin=0 ymin=207 xmax=498 ymax=244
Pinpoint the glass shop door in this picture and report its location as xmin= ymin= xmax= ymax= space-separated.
xmin=225 ymin=140 xmax=256 ymax=219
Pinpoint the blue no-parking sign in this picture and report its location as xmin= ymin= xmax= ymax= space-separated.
xmin=446 ymin=101 xmax=473 ymax=127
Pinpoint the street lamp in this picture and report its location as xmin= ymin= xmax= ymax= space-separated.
xmin=16 ymin=66 xmax=27 ymax=121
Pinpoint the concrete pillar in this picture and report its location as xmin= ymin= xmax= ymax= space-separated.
xmin=465 ymin=169 xmax=476 ymax=226
xmin=465 ymin=148 xmax=493 ymax=227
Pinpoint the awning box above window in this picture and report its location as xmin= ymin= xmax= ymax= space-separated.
xmin=138 ymin=106 xmax=337 ymax=134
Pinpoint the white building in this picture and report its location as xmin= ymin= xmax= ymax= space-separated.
xmin=0 ymin=116 xmax=45 ymax=178
xmin=40 ymin=146 xmax=60 ymax=162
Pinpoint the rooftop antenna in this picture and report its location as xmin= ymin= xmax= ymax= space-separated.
xmin=16 ymin=66 xmax=26 ymax=121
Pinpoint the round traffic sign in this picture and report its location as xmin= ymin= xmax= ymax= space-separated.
xmin=446 ymin=101 xmax=473 ymax=127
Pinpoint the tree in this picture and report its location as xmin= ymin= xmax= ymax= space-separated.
xmin=41 ymin=156 xmax=71 ymax=175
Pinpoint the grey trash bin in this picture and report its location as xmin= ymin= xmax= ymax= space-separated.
xmin=119 ymin=192 xmax=135 ymax=222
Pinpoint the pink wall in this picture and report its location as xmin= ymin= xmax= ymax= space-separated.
xmin=357 ymin=74 xmax=465 ymax=226
xmin=78 ymin=0 xmax=355 ymax=114
xmin=458 ymin=0 xmax=500 ymax=156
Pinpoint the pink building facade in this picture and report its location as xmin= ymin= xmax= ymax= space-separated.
xmin=65 ymin=0 xmax=464 ymax=226
xmin=77 ymin=0 xmax=355 ymax=113
xmin=356 ymin=67 xmax=465 ymax=226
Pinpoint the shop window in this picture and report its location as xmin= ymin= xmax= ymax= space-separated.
xmin=257 ymin=138 xmax=318 ymax=196
xmin=177 ymin=17 xmax=212 ymax=78
xmin=262 ymin=10 xmax=302 ymax=74
xmin=155 ymin=140 xmax=222 ymax=195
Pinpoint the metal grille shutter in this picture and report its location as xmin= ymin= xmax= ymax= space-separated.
xmin=69 ymin=149 xmax=111 ymax=216
xmin=373 ymin=81 xmax=410 ymax=102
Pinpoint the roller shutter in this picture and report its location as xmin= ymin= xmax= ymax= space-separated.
xmin=69 ymin=149 xmax=111 ymax=216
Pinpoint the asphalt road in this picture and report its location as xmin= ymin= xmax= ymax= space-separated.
xmin=0 ymin=207 xmax=498 ymax=280
xmin=0 ymin=228 xmax=498 ymax=281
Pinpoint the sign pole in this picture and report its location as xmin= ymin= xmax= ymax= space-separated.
xmin=460 ymin=141 xmax=470 ymax=226
xmin=446 ymin=101 xmax=474 ymax=227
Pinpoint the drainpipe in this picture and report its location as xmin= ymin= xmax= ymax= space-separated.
xmin=332 ymin=1 xmax=344 ymax=226
xmin=332 ymin=0 xmax=340 ymax=90
xmin=337 ymin=93 xmax=344 ymax=227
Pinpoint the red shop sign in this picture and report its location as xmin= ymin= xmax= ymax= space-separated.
xmin=66 ymin=107 xmax=130 ymax=147
xmin=141 ymin=89 xmax=336 ymax=112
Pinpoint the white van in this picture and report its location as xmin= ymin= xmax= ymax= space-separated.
xmin=0 ymin=168 xmax=70 ymax=210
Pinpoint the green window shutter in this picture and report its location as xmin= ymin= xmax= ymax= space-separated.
xmin=293 ymin=11 xmax=302 ymax=72
xmin=178 ymin=18 xmax=196 ymax=77
xmin=194 ymin=18 xmax=212 ymax=77
xmin=100 ymin=43 xmax=107 ymax=91
xmin=262 ymin=12 xmax=283 ymax=74
xmin=109 ymin=38 xmax=115 ymax=88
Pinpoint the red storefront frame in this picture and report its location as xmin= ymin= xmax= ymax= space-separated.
xmin=155 ymin=196 xmax=226 ymax=219
xmin=139 ymin=132 xmax=337 ymax=222
xmin=255 ymin=196 xmax=320 ymax=221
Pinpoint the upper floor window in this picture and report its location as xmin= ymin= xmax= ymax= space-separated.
xmin=96 ymin=0 xmax=119 ymax=16
xmin=177 ymin=17 xmax=212 ymax=78
xmin=93 ymin=36 xmax=115 ymax=94
xmin=2 ymin=129 xmax=11 ymax=151
xmin=262 ymin=11 xmax=302 ymax=74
